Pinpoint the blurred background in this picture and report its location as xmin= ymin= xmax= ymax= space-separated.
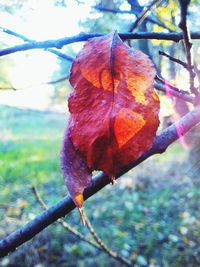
xmin=0 ymin=0 xmax=200 ymax=266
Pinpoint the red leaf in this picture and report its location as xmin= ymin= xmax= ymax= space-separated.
xmin=60 ymin=124 xmax=91 ymax=208
xmin=61 ymin=31 xmax=160 ymax=207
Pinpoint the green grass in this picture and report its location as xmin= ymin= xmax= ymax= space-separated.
xmin=0 ymin=104 xmax=200 ymax=267
xmin=0 ymin=105 xmax=66 ymax=207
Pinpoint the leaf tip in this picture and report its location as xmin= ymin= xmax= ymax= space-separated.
xmin=73 ymin=193 xmax=84 ymax=208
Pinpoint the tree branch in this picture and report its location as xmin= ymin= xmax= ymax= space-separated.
xmin=93 ymin=5 xmax=140 ymax=15
xmin=155 ymin=75 xmax=190 ymax=94
xmin=93 ymin=5 xmax=173 ymax=31
xmin=129 ymin=0 xmax=162 ymax=32
xmin=154 ymin=82 xmax=194 ymax=103
xmin=1 ymin=106 xmax=200 ymax=257
xmin=31 ymin=187 xmax=104 ymax=250
xmin=0 ymin=26 xmax=73 ymax=62
xmin=83 ymin=211 xmax=133 ymax=267
xmin=178 ymin=0 xmax=198 ymax=94
xmin=159 ymin=50 xmax=188 ymax=69
xmin=32 ymin=186 xmax=133 ymax=266
xmin=1 ymin=32 xmax=200 ymax=57
xmin=0 ymin=75 xmax=69 ymax=91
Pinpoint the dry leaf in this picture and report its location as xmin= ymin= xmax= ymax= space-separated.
xmin=61 ymin=31 xmax=160 ymax=208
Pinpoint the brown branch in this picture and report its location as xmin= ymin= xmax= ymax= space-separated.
xmin=159 ymin=50 xmax=188 ymax=69
xmin=1 ymin=105 xmax=200 ymax=257
xmin=178 ymin=0 xmax=198 ymax=95
xmin=1 ymin=32 xmax=200 ymax=57
xmin=83 ymin=211 xmax=133 ymax=267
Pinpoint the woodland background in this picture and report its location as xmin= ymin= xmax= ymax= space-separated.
xmin=1 ymin=0 xmax=200 ymax=266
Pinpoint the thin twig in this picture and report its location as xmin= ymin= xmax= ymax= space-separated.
xmin=1 ymin=31 xmax=200 ymax=57
xmin=0 ymin=26 xmax=73 ymax=62
xmin=31 ymin=186 xmax=133 ymax=266
xmin=1 ymin=106 xmax=200 ymax=257
xmin=154 ymin=82 xmax=194 ymax=103
xmin=129 ymin=0 xmax=163 ymax=32
xmin=155 ymin=75 xmax=189 ymax=94
xmin=178 ymin=0 xmax=198 ymax=95
xmin=31 ymin=186 xmax=101 ymax=250
xmin=0 ymin=86 xmax=17 ymax=90
xmin=31 ymin=186 xmax=48 ymax=209
xmin=0 ymin=75 xmax=69 ymax=91
xmin=194 ymin=62 xmax=200 ymax=89
xmin=159 ymin=50 xmax=188 ymax=69
xmin=93 ymin=5 xmax=173 ymax=31
xmin=46 ymin=75 xmax=69 ymax=85
xmin=83 ymin=211 xmax=133 ymax=267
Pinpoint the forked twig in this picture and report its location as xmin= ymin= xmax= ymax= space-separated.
xmin=93 ymin=5 xmax=174 ymax=32
xmin=31 ymin=186 xmax=133 ymax=266
xmin=0 ymin=26 xmax=73 ymax=62
xmin=31 ymin=186 xmax=99 ymax=248
xmin=83 ymin=210 xmax=133 ymax=267
xmin=178 ymin=0 xmax=198 ymax=95
xmin=129 ymin=0 xmax=163 ymax=32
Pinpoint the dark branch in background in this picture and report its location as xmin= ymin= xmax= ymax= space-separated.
xmin=93 ymin=5 xmax=140 ymax=15
xmin=0 ymin=27 xmax=73 ymax=62
xmin=154 ymin=82 xmax=194 ymax=103
xmin=0 ymin=86 xmax=17 ymax=90
xmin=1 ymin=106 xmax=200 ymax=257
xmin=46 ymin=75 xmax=69 ymax=85
xmin=178 ymin=0 xmax=198 ymax=95
xmin=46 ymin=49 xmax=73 ymax=61
xmin=92 ymin=5 xmax=172 ymax=31
xmin=129 ymin=0 xmax=163 ymax=32
xmin=0 ymin=75 xmax=69 ymax=91
xmin=159 ymin=50 xmax=188 ymax=69
xmin=1 ymin=32 xmax=200 ymax=57
xmin=1 ymin=75 xmax=194 ymax=104
xmin=1 ymin=74 xmax=194 ymax=104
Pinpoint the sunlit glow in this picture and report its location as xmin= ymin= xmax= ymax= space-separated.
xmin=138 ymin=0 xmax=150 ymax=6
xmin=0 ymin=0 xmax=93 ymax=110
